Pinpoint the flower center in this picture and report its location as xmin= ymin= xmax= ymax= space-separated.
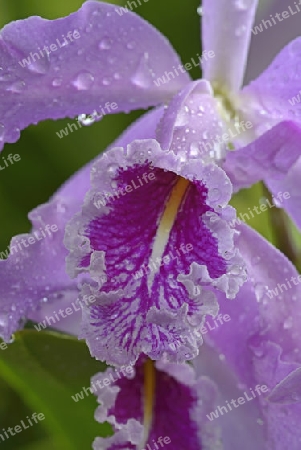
xmin=213 ymin=84 xmax=254 ymax=149
xmin=147 ymin=176 xmax=190 ymax=292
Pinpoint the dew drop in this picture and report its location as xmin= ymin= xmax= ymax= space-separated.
xmin=107 ymin=163 xmax=119 ymax=174
xmin=0 ymin=72 xmax=12 ymax=82
xmin=0 ymin=313 xmax=8 ymax=329
xmin=6 ymin=80 xmax=26 ymax=93
xmin=251 ymin=255 xmax=261 ymax=265
xmin=78 ymin=113 xmax=98 ymax=126
xmin=102 ymin=77 xmax=111 ymax=86
xmin=235 ymin=25 xmax=246 ymax=37
xmin=85 ymin=23 xmax=93 ymax=33
xmin=197 ymin=6 xmax=203 ymax=16
xmin=209 ymin=188 xmax=221 ymax=202
xmin=189 ymin=142 xmax=200 ymax=158
xmin=99 ymin=37 xmax=112 ymax=50
xmin=52 ymin=77 xmax=62 ymax=87
xmin=127 ymin=41 xmax=136 ymax=50
xmin=0 ymin=123 xmax=5 ymax=140
xmin=131 ymin=53 xmax=153 ymax=89
xmin=235 ymin=0 xmax=252 ymax=10
xmin=56 ymin=203 xmax=67 ymax=214
xmin=72 ymin=71 xmax=95 ymax=90
xmin=254 ymin=283 xmax=267 ymax=303
xmin=283 ymin=316 xmax=293 ymax=330
xmin=228 ymin=264 xmax=242 ymax=275
xmin=27 ymin=55 xmax=50 ymax=75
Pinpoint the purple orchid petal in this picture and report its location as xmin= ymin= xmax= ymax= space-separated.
xmin=202 ymin=0 xmax=258 ymax=92
xmin=65 ymin=139 xmax=246 ymax=366
xmin=223 ymin=121 xmax=301 ymax=229
xmin=195 ymin=344 xmax=266 ymax=450
xmin=268 ymin=367 xmax=301 ymax=405
xmin=194 ymin=223 xmax=301 ymax=449
xmin=0 ymin=199 xmax=79 ymax=342
xmin=156 ymin=79 xmax=227 ymax=161
xmin=92 ymin=359 xmax=221 ymax=450
xmin=242 ymin=37 xmax=301 ymax=125
xmin=266 ymin=156 xmax=301 ymax=231
xmin=0 ymin=0 xmax=189 ymax=151
xmin=0 ymin=107 xmax=164 ymax=342
xmin=224 ymin=121 xmax=301 ymax=191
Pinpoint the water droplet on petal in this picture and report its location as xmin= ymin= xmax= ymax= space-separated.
xmin=78 ymin=113 xmax=99 ymax=126
xmin=99 ymin=37 xmax=112 ymax=50
xmin=0 ymin=313 xmax=8 ymax=329
xmin=208 ymin=188 xmax=221 ymax=202
xmin=52 ymin=77 xmax=62 ymax=87
xmin=72 ymin=71 xmax=95 ymax=90
xmin=235 ymin=0 xmax=253 ymax=10
xmin=235 ymin=25 xmax=246 ymax=37
xmin=0 ymin=123 xmax=5 ymax=140
xmin=127 ymin=41 xmax=136 ymax=50
xmin=251 ymin=256 xmax=261 ymax=265
xmin=228 ymin=264 xmax=242 ymax=275
xmin=0 ymin=72 xmax=12 ymax=82
xmin=197 ymin=6 xmax=203 ymax=16
xmin=108 ymin=163 xmax=119 ymax=174
xmin=131 ymin=53 xmax=153 ymax=89
xmin=6 ymin=80 xmax=26 ymax=93
xmin=27 ymin=55 xmax=50 ymax=74
xmin=189 ymin=142 xmax=200 ymax=158
xmin=254 ymin=283 xmax=267 ymax=303
xmin=283 ymin=316 xmax=293 ymax=329
xmin=85 ymin=23 xmax=93 ymax=33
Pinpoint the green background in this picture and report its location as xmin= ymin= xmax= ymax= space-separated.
xmin=0 ymin=0 xmax=300 ymax=449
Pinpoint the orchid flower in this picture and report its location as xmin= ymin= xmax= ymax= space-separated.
xmin=0 ymin=1 xmax=299 ymax=356
xmin=1 ymin=1 xmax=301 ymax=448
xmin=91 ymin=358 xmax=220 ymax=450
xmin=1 ymin=0 xmax=301 ymax=228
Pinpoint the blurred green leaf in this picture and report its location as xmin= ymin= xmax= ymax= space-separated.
xmin=0 ymin=331 xmax=110 ymax=449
